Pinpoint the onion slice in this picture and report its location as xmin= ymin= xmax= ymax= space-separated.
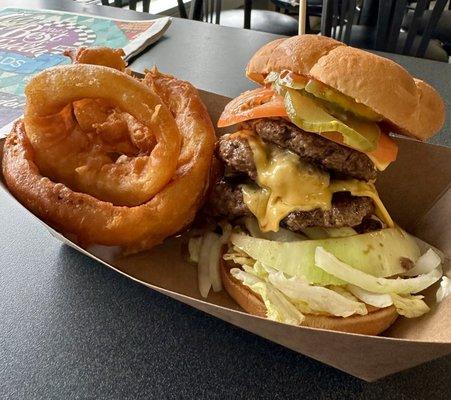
xmin=207 ymin=233 xmax=223 ymax=293
xmin=436 ymin=276 xmax=451 ymax=303
xmin=197 ymin=234 xmax=214 ymax=298
xmin=403 ymin=249 xmax=442 ymax=277
xmin=347 ymin=285 xmax=393 ymax=308
xmin=314 ymin=247 xmax=442 ymax=294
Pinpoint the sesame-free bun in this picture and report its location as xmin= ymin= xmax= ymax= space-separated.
xmin=221 ymin=258 xmax=399 ymax=336
xmin=246 ymin=35 xmax=445 ymax=141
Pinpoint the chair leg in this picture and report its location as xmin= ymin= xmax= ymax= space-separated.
xmin=177 ymin=0 xmax=188 ymax=18
xmin=244 ymin=0 xmax=252 ymax=29
xmin=189 ymin=0 xmax=203 ymax=20
xmin=215 ymin=0 xmax=221 ymax=24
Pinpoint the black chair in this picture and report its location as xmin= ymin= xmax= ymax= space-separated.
xmin=183 ymin=0 xmax=299 ymax=36
xmin=321 ymin=0 xmax=360 ymax=44
xmin=100 ymin=0 xmax=151 ymax=12
xmin=270 ymin=0 xmax=324 ymax=33
xmin=321 ymin=0 xmax=379 ymax=48
xmin=402 ymin=2 xmax=451 ymax=54
xmin=320 ymin=0 xmax=448 ymax=61
xmin=374 ymin=0 xmax=448 ymax=61
xmin=99 ymin=0 xmax=189 ymax=18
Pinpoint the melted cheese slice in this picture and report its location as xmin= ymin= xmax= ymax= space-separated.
xmin=241 ymin=134 xmax=393 ymax=232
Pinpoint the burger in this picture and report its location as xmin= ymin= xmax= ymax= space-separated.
xmin=189 ymin=35 xmax=447 ymax=335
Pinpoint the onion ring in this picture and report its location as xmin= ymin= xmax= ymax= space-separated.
xmin=72 ymin=98 xmax=156 ymax=155
xmin=3 ymin=60 xmax=216 ymax=252
xmin=64 ymin=47 xmax=127 ymax=71
xmin=68 ymin=48 xmax=156 ymax=154
xmin=24 ymin=64 xmax=181 ymax=206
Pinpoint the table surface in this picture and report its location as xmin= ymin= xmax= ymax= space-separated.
xmin=1 ymin=1 xmax=450 ymax=399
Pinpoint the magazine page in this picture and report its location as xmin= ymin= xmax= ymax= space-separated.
xmin=0 ymin=7 xmax=171 ymax=136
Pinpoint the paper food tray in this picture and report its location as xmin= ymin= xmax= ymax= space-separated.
xmin=1 ymin=89 xmax=450 ymax=382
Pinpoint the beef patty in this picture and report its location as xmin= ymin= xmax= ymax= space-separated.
xmin=206 ymin=180 xmax=375 ymax=231
xmin=218 ymin=119 xmax=376 ymax=182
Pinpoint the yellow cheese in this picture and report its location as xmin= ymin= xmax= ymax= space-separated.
xmin=242 ymin=136 xmax=331 ymax=232
xmin=329 ymin=180 xmax=394 ymax=228
xmin=241 ymin=135 xmax=393 ymax=232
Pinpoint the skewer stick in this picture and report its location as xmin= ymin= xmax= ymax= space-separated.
xmin=298 ymin=0 xmax=307 ymax=35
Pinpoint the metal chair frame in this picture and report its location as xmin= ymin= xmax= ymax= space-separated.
xmin=374 ymin=0 xmax=448 ymax=57
xmin=321 ymin=0 xmax=359 ymax=44
xmin=100 ymin=0 xmax=188 ymax=18
xmin=185 ymin=0 xmax=253 ymax=29
xmin=321 ymin=0 xmax=448 ymax=58
xmin=101 ymin=0 xmax=151 ymax=13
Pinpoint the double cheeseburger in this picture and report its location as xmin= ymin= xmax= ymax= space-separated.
xmin=191 ymin=35 xmax=446 ymax=335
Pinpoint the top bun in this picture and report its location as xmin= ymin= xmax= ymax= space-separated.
xmin=246 ymin=35 xmax=445 ymax=141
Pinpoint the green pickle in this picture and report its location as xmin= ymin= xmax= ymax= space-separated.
xmin=305 ymin=80 xmax=382 ymax=122
xmin=284 ymin=88 xmax=380 ymax=152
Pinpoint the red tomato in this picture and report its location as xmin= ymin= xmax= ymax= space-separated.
xmin=217 ymin=87 xmax=287 ymax=128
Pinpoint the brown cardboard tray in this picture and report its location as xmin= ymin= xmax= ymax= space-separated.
xmin=1 ymin=89 xmax=450 ymax=382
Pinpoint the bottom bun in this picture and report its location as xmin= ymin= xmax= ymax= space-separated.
xmin=220 ymin=258 xmax=398 ymax=335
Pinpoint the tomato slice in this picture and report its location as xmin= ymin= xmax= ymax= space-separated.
xmin=367 ymin=130 xmax=398 ymax=171
xmin=217 ymin=87 xmax=287 ymax=128
xmin=321 ymin=131 xmax=398 ymax=171
xmin=218 ymin=86 xmax=397 ymax=170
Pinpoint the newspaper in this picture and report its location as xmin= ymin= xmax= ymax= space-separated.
xmin=0 ymin=7 xmax=172 ymax=136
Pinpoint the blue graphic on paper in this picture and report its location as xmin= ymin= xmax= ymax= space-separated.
xmin=0 ymin=91 xmax=25 ymax=123
xmin=0 ymin=51 xmax=66 ymax=74
xmin=0 ymin=7 xmax=144 ymax=129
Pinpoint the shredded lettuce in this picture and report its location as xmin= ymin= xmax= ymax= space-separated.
xmin=412 ymin=236 xmax=445 ymax=263
xmin=436 ymin=276 xmax=451 ymax=303
xmin=230 ymin=228 xmax=421 ymax=285
xmin=197 ymin=233 xmax=216 ymax=297
xmin=266 ymin=270 xmax=368 ymax=317
xmin=347 ymin=285 xmax=393 ymax=308
xmin=314 ymin=247 xmax=442 ymax=294
xmin=230 ymin=267 xmax=261 ymax=286
xmin=231 ymin=268 xmax=305 ymax=326
xmin=390 ymin=293 xmax=430 ymax=318
xmin=188 ymin=236 xmax=202 ymax=263
xmin=403 ymin=249 xmax=442 ymax=277
xmin=223 ymin=245 xmax=255 ymax=268
xmin=243 ymin=260 xmax=268 ymax=280
xmin=206 ymin=233 xmax=223 ymax=292
xmin=237 ymin=261 xmax=367 ymax=317
xmin=329 ymin=285 xmax=360 ymax=302
xmin=191 ymin=223 xmax=444 ymax=324
xmin=189 ymin=224 xmax=232 ymax=298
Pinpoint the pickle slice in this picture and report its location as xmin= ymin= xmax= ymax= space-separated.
xmin=305 ymin=80 xmax=382 ymax=122
xmin=284 ymin=88 xmax=380 ymax=153
xmin=271 ymin=72 xmax=307 ymax=97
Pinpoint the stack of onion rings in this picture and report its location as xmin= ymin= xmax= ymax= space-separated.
xmin=2 ymin=47 xmax=216 ymax=252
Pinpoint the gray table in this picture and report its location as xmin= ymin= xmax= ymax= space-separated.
xmin=1 ymin=1 xmax=450 ymax=399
